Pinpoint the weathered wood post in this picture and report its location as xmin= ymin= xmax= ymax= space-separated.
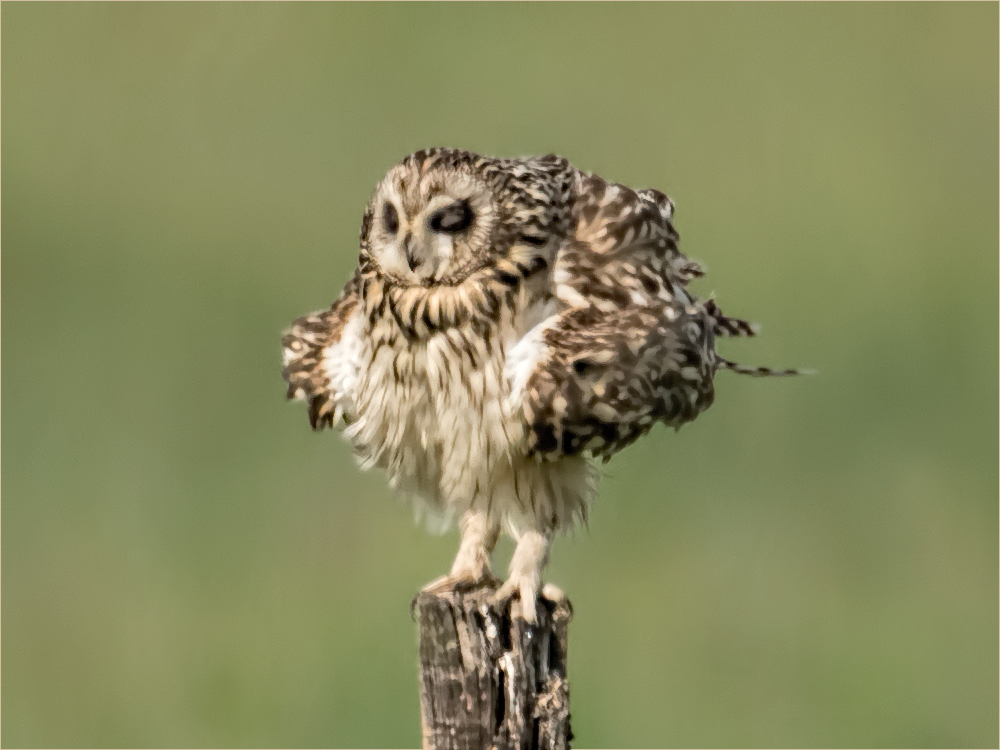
xmin=413 ymin=581 xmax=573 ymax=750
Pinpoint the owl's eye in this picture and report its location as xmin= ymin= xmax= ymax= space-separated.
xmin=521 ymin=234 xmax=547 ymax=247
xmin=383 ymin=203 xmax=399 ymax=235
xmin=428 ymin=202 xmax=473 ymax=234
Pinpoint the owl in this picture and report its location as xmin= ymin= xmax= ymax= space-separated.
xmin=282 ymin=149 xmax=798 ymax=623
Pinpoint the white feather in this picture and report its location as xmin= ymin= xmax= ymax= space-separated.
xmin=322 ymin=310 xmax=365 ymax=420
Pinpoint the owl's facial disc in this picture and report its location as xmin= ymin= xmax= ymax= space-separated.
xmin=375 ymin=196 xmax=474 ymax=282
xmin=369 ymin=166 xmax=493 ymax=285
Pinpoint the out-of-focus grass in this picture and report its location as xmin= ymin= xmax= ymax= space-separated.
xmin=2 ymin=3 xmax=996 ymax=747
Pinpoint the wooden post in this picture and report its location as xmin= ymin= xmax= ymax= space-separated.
xmin=413 ymin=582 xmax=573 ymax=750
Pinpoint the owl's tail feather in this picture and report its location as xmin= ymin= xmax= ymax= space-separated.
xmin=717 ymin=356 xmax=812 ymax=377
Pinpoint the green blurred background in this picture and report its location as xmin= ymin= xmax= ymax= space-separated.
xmin=3 ymin=3 xmax=996 ymax=747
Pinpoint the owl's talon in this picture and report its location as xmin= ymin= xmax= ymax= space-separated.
xmin=421 ymin=569 xmax=498 ymax=596
xmin=491 ymin=573 xmax=540 ymax=624
xmin=409 ymin=592 xmax=420 ymax=620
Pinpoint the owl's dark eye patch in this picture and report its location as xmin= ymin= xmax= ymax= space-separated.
xmin=383 ymin=203 xmax=399 ymax=235
xmin=429 ymin=201 xmax=474 ymax=234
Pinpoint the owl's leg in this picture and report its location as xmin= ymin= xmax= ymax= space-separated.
xmin=422 ymin=510 xmax=500 ymax=593
xmin=492 ymin=528 xmax=553 ymax=624
xmin=449 ymin=509 xmax=501 ymax=580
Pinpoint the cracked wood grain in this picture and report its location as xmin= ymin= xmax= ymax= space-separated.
xmin=414 ymin=582 xmax=572 ymax=750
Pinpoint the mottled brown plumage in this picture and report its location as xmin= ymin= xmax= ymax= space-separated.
xmin=282 ymin=148 xmax=799 ymax=621
xmin=282 ymin=275 xmax=360 ymax=430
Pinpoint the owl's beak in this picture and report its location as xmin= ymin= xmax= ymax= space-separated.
xmin=402 ymin=231 xmax=421 ymax=272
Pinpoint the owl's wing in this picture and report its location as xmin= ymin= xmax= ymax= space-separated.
xmin=517 ymin=301 xmax=718 ymax=460
xmin=281 ymin=274 xmax=361 ymax=430
xmin=515 ymin=172 xmax=793 ymax=460
xmin=553 ymin=172 xmax=755 ymax=337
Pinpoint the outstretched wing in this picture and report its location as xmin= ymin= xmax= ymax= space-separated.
xmin=517 ymin=171 xmax=792 ymax=460
xmin=520 ymin=301 xmax=718 ymax=460
xmin=281 ymin=274 xmax=360 ymax=430
xmin=553 ymin=172 xmax=752 ymax=336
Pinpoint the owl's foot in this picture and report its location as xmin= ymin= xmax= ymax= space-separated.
xmin=492 ymin=570 xmax=541 ymax=624
xmin=421 ymin=566 xmax=500 ymax=595
xmin=490 ymin=529 xmax=552 ymax=624
xmin=492 ymin=580 xmax=570 ymax=624
xmin=423 ymin=510 xmax=502 ymax=594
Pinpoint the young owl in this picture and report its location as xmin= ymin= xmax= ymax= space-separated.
xmin=282 ymin=148 xmax=798 ymax=622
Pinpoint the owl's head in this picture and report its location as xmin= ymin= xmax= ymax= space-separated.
xmin=359 ymin=149 xmax=573 ymax=286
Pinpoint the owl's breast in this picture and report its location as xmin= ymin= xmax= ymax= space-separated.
xmin=325 ymin=296 xmax=551 ymax=511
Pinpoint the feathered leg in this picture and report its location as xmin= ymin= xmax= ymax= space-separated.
xmin=422 ymin=510 xmax=501 ymax=592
